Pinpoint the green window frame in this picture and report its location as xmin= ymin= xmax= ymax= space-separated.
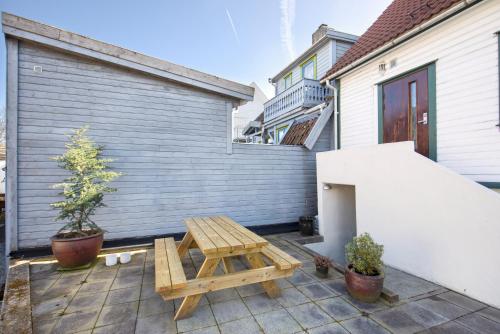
xmin=284 ymin=72 xmax=293 ymax=89
xmin=300 ymin=55 xmax=317 ymax=80
xmin=275 ymin=124 xmax=289 ymax=144
xmin=377 ymin=62 xmax=437 ymax=161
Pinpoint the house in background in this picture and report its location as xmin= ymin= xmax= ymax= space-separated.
xmin=262 ymin=24 xmax=358 ymax=145
xmin=311 ymin=0 xmax=500 ymax=308
xmin=232 ymin=82 xmax=267 ymax=142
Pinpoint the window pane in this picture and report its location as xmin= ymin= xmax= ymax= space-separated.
xmin=276 ymin=126 xmax=288 ymax=143
xmin=285 ymin=75 xmax=292 ymax=89
xmin=303 ymin=61 xmax=314 ymax=79
xmin=410 ymin=81 xmax=417 ymax=141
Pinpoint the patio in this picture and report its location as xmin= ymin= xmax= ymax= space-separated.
xmin=9 ymin=232 xmax=500 ymax=334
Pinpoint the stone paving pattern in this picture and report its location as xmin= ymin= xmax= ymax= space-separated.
xmin=28 ymin=232 xmax=500 ymax=334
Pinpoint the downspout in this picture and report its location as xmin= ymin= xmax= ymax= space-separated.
xmin=324 ymin=80 xmax=338 ymax=150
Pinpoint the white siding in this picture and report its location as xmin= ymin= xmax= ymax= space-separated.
xmin=339 ymin=0 xmax=500 ymax=183
xmin=15 ymin=42 xmax=332 ymax=248
xmin=335 ymin=41 xmax=353 ymax=60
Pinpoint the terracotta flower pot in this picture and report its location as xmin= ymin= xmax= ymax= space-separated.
xmin=51 ymin=232 xmax=104 ymax=268
xmin=345 ymin=264 xmax=384 ymax=303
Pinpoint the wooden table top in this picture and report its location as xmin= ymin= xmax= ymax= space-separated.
xmin=184 ymin=216 xmax=268 ymax=255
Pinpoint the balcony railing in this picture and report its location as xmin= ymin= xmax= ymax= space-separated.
xmin=264 ymin=79 xmax=331 ymax=123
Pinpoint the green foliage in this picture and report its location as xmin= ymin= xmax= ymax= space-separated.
xmin=50 ymin=127 xmax=121 ymax=236
xmin=345 ymin=233 xmax=384 ymax=276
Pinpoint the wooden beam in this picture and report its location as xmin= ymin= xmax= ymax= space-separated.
xmin=5 ymin=37 xmax=18 ymax=253
xmin=246 ymin=253 xmax=281 ymax=298
xmin=162 ymin=265 xmax=292 ymax=300
xmin=177 ymin=231 xmax=194 ymax=259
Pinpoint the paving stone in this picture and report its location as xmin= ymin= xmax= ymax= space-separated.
xmin=116 ymin=266 xmax=143 ymax=277
xmin=435 ymin=291 xmax=486 ymax=312
xmin=79 ymin=280 xmax=113 ymax=294
xmin=32 ymin=316 xmax=58 ymax=334
xmin=383 ymin=267 xmax=441 ymax=300
xmin=275 ymin=278 xmax=292 ymax=289
xmin=297 ymin=283 xmax=337 ymax=301
xmin=237 ymin=283 xmax=265 ymax=297
xmin=186 ymin=326 xmax=221 ymax=334
xmin=32 ymin=295 xmax=72 ymax=317
xmin=140 ymin=283 xmax=156 ymax=300
xmin=87 ymin=269 xmax=117 ymax=282
xmin=417 ymin=321 xmax=476 ymax=334
xmin=212 ymin=298 xmax=251 ymax=324
xmin=316 ymin=297 xmax=361 ymax=321
xmin=307 ymin=322 xmax=349 ymax=334
xmin=371 ymin=304 xmax=435 ymax=333
xmin=478 ymin=307 xmax=500 ymax=324
xmin=323 ymin=279 xmax=349 ymax=296
xmin=286 ymin=302 xmax=333 ymax=330
xmin=51 ymin=310 xmax=99 ymax=333
xmin=135 ymin=311 xmax=176 ymax=334
xmin=174 ymin=295 xmax=209 ymax=309
xmin=138 ymin=294 xmax=175 ymax=318
xmin=219 ymin=316 xmax=261 ymax=334
xmin=66 ymin=291 xmax=107 ymax=313
xmin=243 ymin=293 xmax=283 ymax=315
xmin=96 ymin=301 xmax=139 ymax=327
xmin=277 ymin=287 xmax=310 ymax=307
xmin=111 ymin=274 xmax=143 ymax=290
xmin=255 ymin=309 xmax=302 ymax=334
xmin=456 ymin=312 xmax=500 ymax=334
xmin=176 ymin=304 xmax=217 ymax=333
xmin=340 ymin=316 xmax=390 ymax=334
xmin=106 ymin=286 xmax=141 ymax=305
xmin=414 ymin=296 xmax=469 ymax=320
xmin=42 ymin=284 xmax=80 ymax=300
xmin=31 ymin=263 xmax=60 ymax=280
xmin=92 ymin=320 xmax=136 ymax=334
xmin=342 ymin=295 xmax=388 ymax=314
xmin=207 ymin=288 xmax=240 ymax=304
xmin=287 ymin=270 xmax=316 ymax=286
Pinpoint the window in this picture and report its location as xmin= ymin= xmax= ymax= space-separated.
xmin=284 ymin=72 xmax=292 ymax=89
xmin=276 ymin=125 xmax=289 ymax=144
xmin=301 ymin=55 xmax=317 ymax=79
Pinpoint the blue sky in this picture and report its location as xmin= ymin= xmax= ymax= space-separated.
xmin=0 ymin=0 xmax=392 ymax=108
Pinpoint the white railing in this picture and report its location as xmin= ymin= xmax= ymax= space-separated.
xmin=264 ymin=79 xmax=331 ymax=123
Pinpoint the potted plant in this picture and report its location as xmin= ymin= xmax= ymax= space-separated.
xmin=299 ymin=216 xmax=314 ymax=236
xmin=345 ymin=233 xmax=384 ymax=303
xmin=314 ymin=255 xmax=332 ymax=278
xmin=50 ymin=127 xmax=121 ymax=268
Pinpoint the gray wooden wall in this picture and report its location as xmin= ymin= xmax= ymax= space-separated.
xmin=15 ymin=41 xmax=332 ymax=248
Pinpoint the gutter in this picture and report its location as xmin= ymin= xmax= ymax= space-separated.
xmin=321 ymin=0 xmax=482 ymax=83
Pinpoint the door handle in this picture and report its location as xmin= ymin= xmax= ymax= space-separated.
xmin=418 ymin=112 xmax=428 ymax=125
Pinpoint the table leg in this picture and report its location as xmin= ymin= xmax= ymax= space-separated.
xmin=222 ymin=257 xmax=235 ymax=274
xmin=174 ymin=257 xmax=220 ymax=320
xmin=177 ymin=231 xmax=194 ymax=258
xmin=245 ymin=253 xmax=281 ymax=298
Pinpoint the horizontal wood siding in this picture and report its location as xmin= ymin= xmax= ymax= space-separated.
xmin=16 ymin=42 xmax=329 ymax=248
xmin=336 ymin=41 xmax=353 ymax=60
xmin=339 ymin=0 xmax=500 ymax=183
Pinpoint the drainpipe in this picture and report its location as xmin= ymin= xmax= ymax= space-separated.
xmin=324 ymin=80 xmax=338 ymax=150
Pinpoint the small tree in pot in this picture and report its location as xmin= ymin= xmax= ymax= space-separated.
xmin=345 ymin=233 xmax=384 ymax=303
xmin=50 ymin=127 xmax=121 ymax=268
xmin=314 ymin=255 xmax=332 ymax=278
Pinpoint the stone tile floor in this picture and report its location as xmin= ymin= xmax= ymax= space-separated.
xmin=28 ymin=232 xmax=500 ymax=334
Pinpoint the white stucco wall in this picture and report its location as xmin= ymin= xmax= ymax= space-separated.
xmin=316 ymin=142 xmax=500 ymax=308
xmin=338 ymin=0 xmax=500 ymax=183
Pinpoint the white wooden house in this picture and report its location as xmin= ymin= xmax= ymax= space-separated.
xmin=232 ymin=82 xmax=267 ymax=142
xmin=261 ymin=25 xmax=357 ymax=145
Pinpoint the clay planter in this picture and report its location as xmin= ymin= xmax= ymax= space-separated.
xmin=345 ymin=264 xmax=384 ymax=303
xmin=299 ymin=216 xmax=314 ymax=236
xmin=51 ymin=232 xmax=104 ymax=268
xmin=315 ymin=265 xmax=329 ymax=278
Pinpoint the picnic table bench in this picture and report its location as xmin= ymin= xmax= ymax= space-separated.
xmin=155 ymin=215 xmax=301 ymax=319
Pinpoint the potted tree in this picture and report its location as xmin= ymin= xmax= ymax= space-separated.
xmin=345 ymin=233 xmax=384 ymax=303
xmin=314 ymin=255 xmax=332 ymax=278
xmin=50 ymin=127 xmax=121 ymax=268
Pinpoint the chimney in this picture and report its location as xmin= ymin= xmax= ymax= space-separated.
xmin=312 ymin=24 xmax=329 ymax=44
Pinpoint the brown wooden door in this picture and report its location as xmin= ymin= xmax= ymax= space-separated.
xmin=382 ymin=68 xmax=429 ymax=157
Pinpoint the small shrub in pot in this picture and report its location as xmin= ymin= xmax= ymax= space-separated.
xmin=314 ymin=255 xmax=332 ymax=278
xmin=344 ymin=233 xmax=384 ymax=302
xmin=50 ymin=127 xmax=121 ymax=268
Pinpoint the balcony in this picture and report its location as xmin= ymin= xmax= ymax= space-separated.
xmin=264 ymin=79 xmax=331 ymax=123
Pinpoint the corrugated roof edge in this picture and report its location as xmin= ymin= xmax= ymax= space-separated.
xmin=2 ymin=12 xmax=254 ymax=102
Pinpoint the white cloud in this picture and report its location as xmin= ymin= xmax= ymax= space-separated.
xmin=225 ymin=8 xmax=240 ymax=45
xmin=280 ymin=0 xmax=296 ymax=61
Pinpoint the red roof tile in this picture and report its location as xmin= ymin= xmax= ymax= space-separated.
xmin=281 ymin=118 xmax=317 ymax=146
xmin=323 ymin=0 xmax=462 ymax=79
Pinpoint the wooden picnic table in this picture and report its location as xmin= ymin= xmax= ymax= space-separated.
xmin=155 ymin=216 xmax=301 ymax=320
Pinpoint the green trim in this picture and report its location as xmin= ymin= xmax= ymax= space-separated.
xmin=284 ymin=71 xmax=293 ymax=89
xmin=377 ymin=62 xmax=437 ymax=161
xmin=336 ymin=79 xmax=341 ymax=149
xmin=300 ymin=54 xmax=317 ymax=80
xmin=478 ymin=182 xmax=500 ymax=189
xmin=276 ymin=124 xmax=289 ymax=144
xmin=497 ymin=32 xmax=500 ymax=129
